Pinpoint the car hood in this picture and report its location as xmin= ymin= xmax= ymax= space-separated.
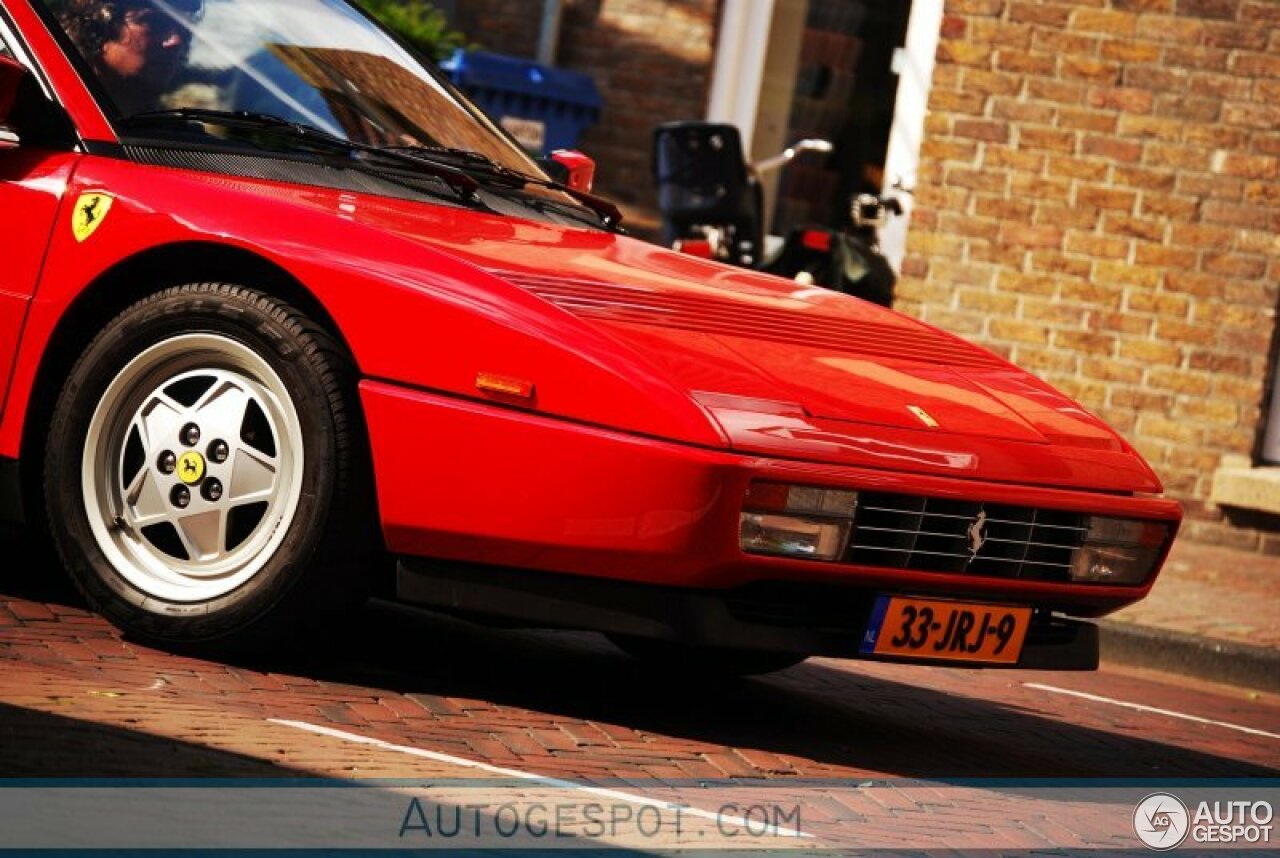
xmin=387 ymin=216 xmax=1158 ymax=494
xmin=491 ymin=264 xmax=1082 ymax=446
xmin=192 ymin=176 xmax=1156 ymax=494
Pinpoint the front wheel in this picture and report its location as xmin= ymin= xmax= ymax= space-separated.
xmin=44 ymin=284 xmax=371 ymax=650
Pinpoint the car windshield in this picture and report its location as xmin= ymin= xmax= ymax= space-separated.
xmin=40 ymin=0 xmax=544 ymax=178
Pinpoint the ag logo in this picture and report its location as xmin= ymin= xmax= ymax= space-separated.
xmin=72 ymin=191 xmax=114 ymax=242
xmin=1134 ymin=793 xmax=1190 ymax=850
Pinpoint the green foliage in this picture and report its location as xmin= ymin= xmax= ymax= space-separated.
xmin=355 ymin=0 xmax=469 ymax=62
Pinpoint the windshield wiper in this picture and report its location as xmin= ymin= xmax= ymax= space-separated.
xmin=124 ymin=108 xmax=481 ymax=199
xmin=383 ymin=144 xmax=623 ymax=228
xmin=122 ymin=109 xmax=619 ymax=225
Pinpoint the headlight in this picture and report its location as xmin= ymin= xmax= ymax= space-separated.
xmin=1070 ymin=516 xmax=1171 ymax=585
xmin=740 ymin=482 xmax=857 ymax=562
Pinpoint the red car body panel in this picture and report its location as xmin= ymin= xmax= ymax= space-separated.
xmin=0 ymin=0 xmax=1181 ymax=638
xmin=2 ymin=157 xmax=1161 ymax=495
xmin=0 ymin=157 xmax=728 ymax=454
xmin=0 ymin=147 xmax=74 ymax=414
xmin=362 ymin=380 xmax=1179 ymax=617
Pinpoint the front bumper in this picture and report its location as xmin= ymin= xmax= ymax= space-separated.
xmin=361 ymin=381 xmax=1182 ymax=620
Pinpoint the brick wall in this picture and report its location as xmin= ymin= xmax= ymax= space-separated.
xmin=897 ymin=0 xmax=1280 ymax=548
xmin=447 ymin=0 xmax=534 ymax=59
xmin=451 ymin=0 xmax=721 ymax=217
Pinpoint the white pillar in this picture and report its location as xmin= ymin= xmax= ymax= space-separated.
xmin=706 ymin=0 xmax=776 ymax=145
xmin=537 ymin=0 xmax=564 ymax=66
xmin=879 ymin=0 xmax=944 ymax=273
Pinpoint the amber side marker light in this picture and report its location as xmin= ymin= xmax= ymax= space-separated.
xmin=1070 ymin=516 xmax=1171 ymax=585
xmin=740 ymin=482 xmax=858 ymax=562
xmin=475 ymin=372 xmax=535 ymax=400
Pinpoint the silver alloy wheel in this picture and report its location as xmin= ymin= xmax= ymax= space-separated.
xmin=81 ymin=333 xmax=305 ymax=603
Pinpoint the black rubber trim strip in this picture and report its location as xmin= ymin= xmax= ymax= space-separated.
xmin=81 ymin=139 xmax=126 ymax=158
xmin=0 ymin=457 xmax=23 ymax=524
xmin=395 ymin=557 xmax=1100 ymax=669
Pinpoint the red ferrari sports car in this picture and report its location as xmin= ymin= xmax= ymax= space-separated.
xmin=0 ymin=0 xmax=1179 ymax=674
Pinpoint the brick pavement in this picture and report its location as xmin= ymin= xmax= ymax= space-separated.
xmin=0 ymin=587 xmax=1276 ymax=782
xmin=1108 ymin=538 xmax=1280 ymax=648
xmin=0 ymin=527 xmax=1276 ymax=790
xmin=0 ymin=660 xmax=470 ymax=779
xmin=0 ymin=533 xmax=1277 ymax=850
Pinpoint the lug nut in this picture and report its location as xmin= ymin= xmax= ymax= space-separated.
xmin=170 ymin=485 xmax=191 ymax=509
xmin=208 ymin=440 xmax=229 ymax=464
xmin=181 ymin=423 xmax=201 ymax=446
xmin=202 ymin=478 xmax=223 ymax=503
xmin=157 ymin=450 xmax=177 ymax=474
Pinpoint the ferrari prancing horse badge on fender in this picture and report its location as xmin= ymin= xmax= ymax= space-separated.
xmin=72 ymin=192 xmax=113 ymax=242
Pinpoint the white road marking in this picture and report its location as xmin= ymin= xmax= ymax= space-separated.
xmin=1024 ymin=683 xmax=1280 ymax=740
xmin=268 ymin=718 xmax=811 ymax=838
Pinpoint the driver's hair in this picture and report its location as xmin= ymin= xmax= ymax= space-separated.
xmin=48 ymin=0 xmax=146 ymax=61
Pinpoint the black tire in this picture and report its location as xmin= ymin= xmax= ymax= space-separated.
xmin=43 ymin=284 xmax=372 ymax=651
xmin=608 ymin=635 xmax=808 ymax=677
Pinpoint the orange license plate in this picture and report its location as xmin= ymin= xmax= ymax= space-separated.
xmin=861 ymin=596 xmax=1032 ymax=665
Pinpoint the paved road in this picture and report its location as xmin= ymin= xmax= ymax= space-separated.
xmin=1 ymin=532 xmax=1275 ymax=789
xmin=3 ymin=534 xmax=1277 ymax=849
xmin=2 ymin=532 xmax=1277 ymax=858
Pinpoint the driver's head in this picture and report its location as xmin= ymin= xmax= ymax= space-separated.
xmin=54 ymin=0 xmax=202 ymax=92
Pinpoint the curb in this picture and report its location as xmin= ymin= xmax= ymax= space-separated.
xmin=1098 ymin=620 xmax=1280 ymax=694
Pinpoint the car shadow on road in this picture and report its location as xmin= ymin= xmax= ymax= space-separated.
xmin=309 ymin=600 xmax=1279 ymax=780
xmin=2 ymin=531 xmax=1275 ymax=781
xmin=0 ymin=702 xmax=302 ymax=778
xmin=0 ymin=704 xmax=668 ymax=855
xmin=0 ymin=527 xmax=82 ymax=606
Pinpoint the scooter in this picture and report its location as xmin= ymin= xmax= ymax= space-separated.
xmin=652 ymin=121 xmax=900 ymax=307
xmin=761 ymin=192 xmax=903 ymax=307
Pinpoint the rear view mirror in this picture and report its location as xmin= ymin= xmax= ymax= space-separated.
xmin=0 ymin=55 xmax=25 ymax=148
xmin=548 ymin=149 xmax=596 ymax=193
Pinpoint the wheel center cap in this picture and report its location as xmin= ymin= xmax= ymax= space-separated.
xmin=176 ymin=451 xmax=206 ymax=485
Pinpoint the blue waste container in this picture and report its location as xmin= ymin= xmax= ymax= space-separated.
xmin=439 ymin=49 xmax=602 ymax=156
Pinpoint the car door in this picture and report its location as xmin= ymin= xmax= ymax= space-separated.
xmin=0 ymin=18 xmax=79 ymax=421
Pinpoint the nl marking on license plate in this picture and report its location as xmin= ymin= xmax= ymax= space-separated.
xmin=860 ymin=596 xmax=1032 ymax=665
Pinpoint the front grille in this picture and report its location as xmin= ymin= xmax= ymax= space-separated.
xmin=847 ymin=492 xmax=1087 ymax=582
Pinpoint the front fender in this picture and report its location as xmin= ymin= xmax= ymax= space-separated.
xmin=0 ymin=156 xmax=725 ymax=458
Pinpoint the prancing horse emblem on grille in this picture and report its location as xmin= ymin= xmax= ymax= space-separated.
xmin=966 ymin=509 xmax=988 ymax=562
